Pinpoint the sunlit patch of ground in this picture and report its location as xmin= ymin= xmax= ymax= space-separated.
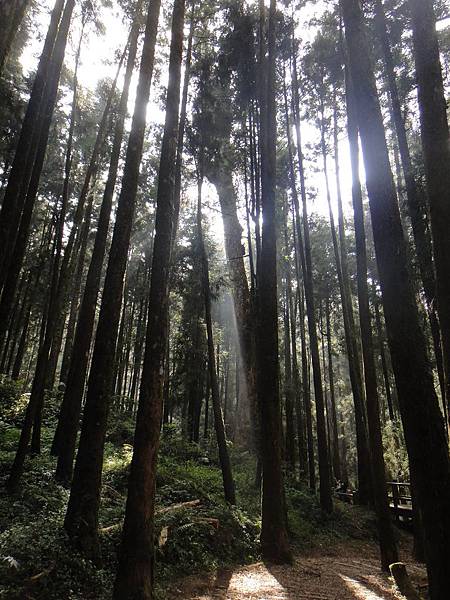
xmin=167 ymin=539 xmax=427 ymax=600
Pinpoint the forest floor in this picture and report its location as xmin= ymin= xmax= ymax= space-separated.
xmin=168 ymin=538 xmax=427 ymax=600
xmin=0 ymin=385 xmax=428 ymax=599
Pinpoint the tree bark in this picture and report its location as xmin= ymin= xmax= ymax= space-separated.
xmin=345 ymin=61 xmax=398 ymax=570
xmin=373 ymin=0 xmax=445 ymax=409
xmin=197 ymin=173 xmax=236 ymax=503
xmin=7 ymin=0 xmax=76 ymax=490
xmin=290 ymin=53 xmax=332 ymax=512
xmin=409 ymin=0 xmax=450 ymax=432
xmin=64 ymin=0 xmax=160 ymax=557
xmin=342 ymin=1 xmax=450 ymax=595
xmin=325 ymin=296 xmax=341 ymax=483
xmin=256 ymin=0 xmax=292 ymax=564
xmin=322 ymin=96 xmax=371 ymax=504
xmin=0 ymin=0 xmax=30 ymax=74
xmin=0 ymin=0 xmax=65 ymax=285
xmin=112 ymin=1 xmax=183 ymax=596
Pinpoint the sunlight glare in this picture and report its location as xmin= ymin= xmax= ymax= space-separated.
xmin=340 ymin=574 xmax=389 ymax=600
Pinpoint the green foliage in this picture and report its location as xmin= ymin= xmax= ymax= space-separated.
xmin=383 ymin=418 xmax=409 ymax=481
xmin=156 ymin=503 xmax=259 ymax=583
xmin=106 ymin=411 xmax=136 ymax=446
xmin=285 ymin=481 xmax=379 ymax=551
xmin=0 ymin=418 xmax=388 ymax=599
xmin=0 ymin=376 xmax=26 ymax=426
xmin=0 ymin=449 xmax=113 ymax=600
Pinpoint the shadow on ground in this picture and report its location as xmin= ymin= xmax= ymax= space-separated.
xmin=166 ymin=539 xmax=427 ymax=599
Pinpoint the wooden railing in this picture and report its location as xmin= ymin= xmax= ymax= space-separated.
xmin=386 ymin=481 xmax=413 ymax=522
xmin=335 ymin=481 xmax=413 ymax=523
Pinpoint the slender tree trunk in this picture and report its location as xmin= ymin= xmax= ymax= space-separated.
xmin=172 ymin=1 xmax=195 ymax=240
xmin=409 ymin=0 xmax=450 ymax=431
xmin=374 ymin=0 xmax=445 ymax=408
xmin=283 ymin=289 xmax=296 ymax=473
xmin=256 ymin=0 xmax=292 ymax=563
xmin=0 ymin=0 xmax=65 ymax=283
xmin=112 ymin=1 xmax=182 ymax=595
xmin=345 ymin=62 xmax=398 ymax=570
xmin=290 ymin=54 xmax=332 ymax=512
xmin=325 ymin=297 xmax=341 ymax=483
xmin=0 ymin=0 xmax=74 ymax=353
xmin=0 ymin=0 xmax=30 ymax=74
xmin=197 ymin=172 xmax=236 ymax=503
xmin=12 ymin=308 xmax=30 ymax=381
xmin=322 ymin=98 xmax=371 ymax=504
xmin=319 ymin=302 xmax=332 ymax=479
xmin=64 ymin=0 xmax=161 ymax=557
xmin=284 ymin=76 xmax=315 ymax=487
xmin=288 ymin=265 xmax=307 ymax=480
xmin=342 ymin=2 xmax=450 ymax=595
xmin=7 ymin=0 xmax=76 ymax=489
xmin=373 ymin=292 xmax=396 ymax=420
xmin=53 ymin=17 xmax=140 ymax=481
xmin=2 ymin=273 xmax=28 ymax=373
xmin=293 ymin=228 xmax=315 ymax=489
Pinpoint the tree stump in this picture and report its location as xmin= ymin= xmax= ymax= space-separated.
xmin=390 ymin=562 xmax=424 ymax=600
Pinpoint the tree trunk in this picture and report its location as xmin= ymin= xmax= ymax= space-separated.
xmin=345 ymin=61 xmax=398 ymax=570
xmin=0 ymin=0 xmax=30 ymax=75
xmin=172 ymin=1 xmax=195 ymax=241
xmin=322 ymin=96 xmax=371 ymax=504
xmin=64 ymin=0 xmax=160 ymax=558
xmin=256 ymin=0 xmax=292 ymax=564
xmin=7 ymin=0 xmax=76 ymax=490
xmin=290 ymin=53 xmax=332 ymax=512
xmin=0 ymin=0 xmax=65 ymax=284
xmin=409 ymin=0 xmax=450 ymax=433
xmin=52 ymin=15 xmax=139 ymax=480
xmin=283 ymin=287 xmax=297 ymax=473
xmin=374 ymin=0 xmax=445 ymax=409
xmin=325 ymin=296 xmax=341 ymax=483
xmin=112 ymin=1 xmax=182 ymax=596
xmin=342 ymin=1 xmax=450 ymax=595
xmin=373 ymin=293 xmax=396 ymax=421
xmin=197 ymin=173 xmax=236 ymax=503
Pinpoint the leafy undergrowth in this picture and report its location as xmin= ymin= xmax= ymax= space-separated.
xmin=0 ymin=415 xmax=381 ymax=600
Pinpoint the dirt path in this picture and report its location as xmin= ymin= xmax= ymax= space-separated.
xmin=167 ymin=540 xmax=427 ymax=600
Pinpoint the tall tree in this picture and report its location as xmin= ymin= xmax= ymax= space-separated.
xmin=113 ymin=0 xmax=184 ymax=596
xmin=197 ymin=168 xmax=236 ymax=504
xmin=342 ymin=1 xmax=450 ymax=595
xmin=409 ymin=0 xmax=450 ymax=425
xmin=53 ymin=13 xmax=141 ymax=484
xmin=0 ymin=0 xmax=66 ymax=286
xmin=0 ymin=0 xmax=30 ymax=74
xmin=291 ymin=47 xmax=333 ymax=512
xmin=321 ymin=92 xmax=371 ymax=505
xmin=345 ymin=60 xmax=398 ymax=570
xmin=373 ymin=0 xmax=444 ymax=406
xmin=283 ymin=78 xmax=315 ymax=489
xmin=64 ymin=0 xmax=162 ymax=557
xmin=256 ymin=0 xmax=291 ymax=564
xmin=7 ymin=0 xmax=76 ymax=490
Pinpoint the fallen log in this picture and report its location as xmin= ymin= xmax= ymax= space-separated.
xmin=156 ymin=499 xmax=201 ymax=514
xmin=100 ymin=499 xmax=202 ymax=534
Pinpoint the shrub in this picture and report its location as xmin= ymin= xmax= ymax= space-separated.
xmin=0 ymin=376 xmax=26 ymax=425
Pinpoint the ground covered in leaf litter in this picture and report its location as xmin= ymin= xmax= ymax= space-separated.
xmin=168 ymin=539 xmax=427 ymax=600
